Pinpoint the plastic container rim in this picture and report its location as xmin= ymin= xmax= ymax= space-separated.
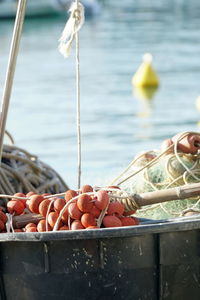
xmin=0 ymin=215 xmax=200 ymax=242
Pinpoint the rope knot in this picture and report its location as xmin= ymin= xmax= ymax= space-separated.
xmin=73 ymin=8 xmax=81 ymax=21
xmin=58 ymin=1 xmax=85 ymax=58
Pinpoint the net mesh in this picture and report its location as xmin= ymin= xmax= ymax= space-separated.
xmin=113 ymin=132 xmax=200 ymax=219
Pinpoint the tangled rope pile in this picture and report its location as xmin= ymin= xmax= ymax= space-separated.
xmin=111 ymin=131 xmax=200 ymax=219
xmin=0 ymin=143 xmax=68 ymax=206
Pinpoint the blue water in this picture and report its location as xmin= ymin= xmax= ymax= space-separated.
xmin=1 ymin=0 xmax=200 ymax=189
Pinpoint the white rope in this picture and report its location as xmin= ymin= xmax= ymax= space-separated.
xmin=75 ymin=15 xmax=82 ymax=189
xmin=58 ymin=1 xmax=84 ymax=189
xmin=58 ymin=1 xmax=85 ymax=58
xmin=5 ymin=213 xmax=14 ymax=233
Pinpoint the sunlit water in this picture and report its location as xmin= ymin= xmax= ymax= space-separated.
xmin=0 ymin=0 xmax=200 ymax=189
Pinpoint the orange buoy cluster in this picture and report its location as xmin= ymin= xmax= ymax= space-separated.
xmin=0 ymin=185 xmax=139 ymax=233
xmin=0 ymin=209 xmax=7 ymax=231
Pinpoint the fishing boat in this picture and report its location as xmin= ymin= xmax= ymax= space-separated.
xmin=0 ymin=0 xmax=100 ymax=18
xmin=0 ymin=213 xmax=199 ymax=300
xmin=0 ymin=1 xmax=200 ymax=300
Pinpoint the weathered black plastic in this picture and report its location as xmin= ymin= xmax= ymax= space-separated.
xmin=0 ymin=215 xmax=200 ymax=300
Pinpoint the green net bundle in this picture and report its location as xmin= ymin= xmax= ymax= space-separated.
xmin=112 ymin=132 xmax=200 ymax=219
xmin=124 ymin=152 xmax=200 ymax=219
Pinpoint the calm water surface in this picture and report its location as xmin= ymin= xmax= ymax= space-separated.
xmin=0 ymin=0 xmax=200 ymax=188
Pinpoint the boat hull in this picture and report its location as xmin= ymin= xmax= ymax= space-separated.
xmin=0 ymin=216 xmax=200 ymax=300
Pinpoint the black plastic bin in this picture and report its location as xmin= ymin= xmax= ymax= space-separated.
xmin=0 ymin=216 xmax=200 ymax=300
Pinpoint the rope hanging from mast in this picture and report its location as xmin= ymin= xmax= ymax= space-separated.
xmin=58 ymin=1 xmax=85 ymax=189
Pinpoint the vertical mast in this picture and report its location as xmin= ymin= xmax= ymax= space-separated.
xmin=0 ymin=0 xmax=27 ymax=163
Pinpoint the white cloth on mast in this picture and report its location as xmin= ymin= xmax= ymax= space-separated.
xmin=58 ymin=1 xmax=85 ymax=58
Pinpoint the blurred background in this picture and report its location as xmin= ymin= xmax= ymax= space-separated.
xmin=0 ymin=0 xmax=200 ymax=188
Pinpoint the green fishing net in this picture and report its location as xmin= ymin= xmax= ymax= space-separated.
xmin=119 ymin=151 xmax=200 ymax=219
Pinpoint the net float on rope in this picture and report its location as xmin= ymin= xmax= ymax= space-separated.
xmin=7 ymin=200 xmax=24 ymax=215
xmin=81 ymin=184 xmax=93 ymax=193
xmin=25 ymin=223 xmax=37 ymax=230
xmin=0 ymin=211 xmax=8 ymax=224
xmin=65 ymin=189 xmax=78 ymax=202
xmin=120 ymin=216 xmax=139 ymax=226
xmin=107 ymin=201 xmax=125 ymax=216
xmin=90 ymin=205 xmax=101 ymax=217
xmin=0 ymin=220 xmax=5 ymax=231
xmin=53 ymin=198 xmax=66 ymax=213
xmin=77 ymin=194 xmax=93 ymax=213
xmin=172 ymin=132 xmax=200 ymax=154
xmin=39 ymin=199 xmax=52 ymax=217
xmin=61 ymin=208 xmax=69 ymax=223
xmin=48 ymin=211 xmax=61 ymax=228
xmin=81 ymin=213 xmax=96 ymax=228
xmin=86 ymin=225 xmax=99 ymax=229
xmin=37 ymin=219 xmax=51 ymax=232
xmin=25 ymin=226 xmax=37 ymax=232
xmin=160 ymin=138 xmax=174 ymax=154
xmin=95 ymin=190 xmax=109 ymax=210
xmin=11 ymin=193 xmax=26 ymax=208
xmin=59 ymin=225 xmax=69 ymax=231
xmin=71 ymin=219 xmax=85 ymax=230
xmin=103 ymin=215 xmax=122 ymax=228
xmin=134 ymin=151 xmax=157 ymax=167
xmin=68 ymin=202 xmax=82 ymax=220
xmin=28 ymin=195 xmax=45 ymax=214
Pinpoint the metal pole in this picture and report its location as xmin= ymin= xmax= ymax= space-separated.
xmin=0 ymin=0 xmax=27 ymax=163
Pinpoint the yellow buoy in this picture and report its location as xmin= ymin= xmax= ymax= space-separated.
xmin=132 ymin=53 xmax=159 ymax=88
xmin=195 ymin=95 xmax=200 ymax=111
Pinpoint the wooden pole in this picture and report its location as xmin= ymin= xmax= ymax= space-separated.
xmin=133 ymin=181 xmax=200 ymax=207
xmin=13 ymin=213 xmax=44 ymax=229
xmin=0 ymin=0 xmax=27 ymax=164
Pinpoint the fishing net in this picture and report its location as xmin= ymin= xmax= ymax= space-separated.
xmin=0 ymin=143 xmax=69 ymax=206
xmin=112 ymin=132 xmax=200 ymax=219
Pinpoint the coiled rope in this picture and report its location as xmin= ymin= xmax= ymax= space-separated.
xmin=0 ymin=141 xmax=69 ymax=205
